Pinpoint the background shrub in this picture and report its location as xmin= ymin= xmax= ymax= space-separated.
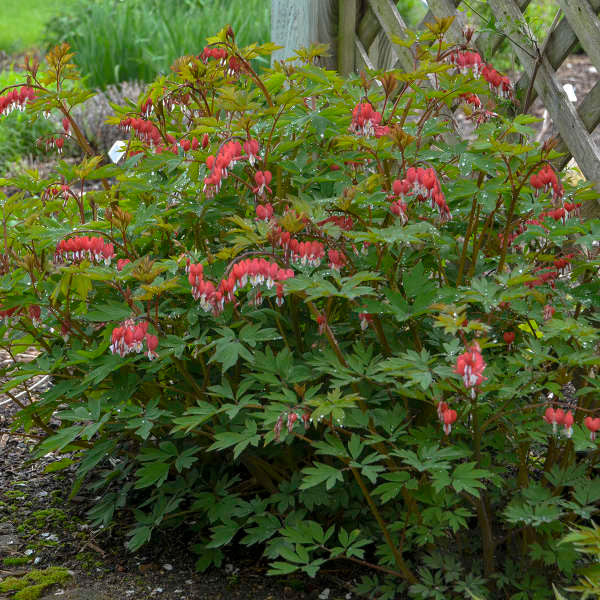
xmin=43 ymin=0 xmax=271 ymax=88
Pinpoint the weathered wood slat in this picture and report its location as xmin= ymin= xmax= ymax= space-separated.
xmin=338 ymin=0 xmax=358 ymax=75
xmin=426 ymin=0 xmax=467 ymax=43
xmin=271 ymin=0 xmax=337 ymax=69
xmin=355 ymin=38 xmax=376 ymax=72
xmin=366 ymin=0 xmax=414 ymax=70
xmin=556 ymin=79 xmax=600 ymax=169
xmin=357 ymin=7 xmax=381 ymax=50
xmin=488 ymin=0 xmax=600 ymax=191
xmin=515 ymin=1 xmax=600 ymax=106
xmin=486 ymin=0 xmax=531 ymax=55
xmin=557 ymin=0 xmax=600 ymax=73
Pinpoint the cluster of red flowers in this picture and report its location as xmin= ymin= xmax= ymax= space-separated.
xmin=530 ymin=164 xmax=564 ymax=200
xmin=254 ymin=170 xmax=272 ymax=196
xmin=449 ymin=50 xmax=483 ymax=77
xmin=327 ymin=249 xmax=347 ymax=271
xmin=117 ymin=258 xmax=131 ymax=271
xmin=525 ymin=254 xmax=574 ymax=289
xmin=0 ymin=304 xmax=41 ymax=325
xmin=199 ymin=47 xmax=242 ymax=76
xmin=543 ymin=407 xmax=574 ymax=438
xmin=317 ymin=215 xmax=354 ymax=231
xmin=255 ymin=203 xmax=274 ymax=221
xmin=200 ymin=47 xmax=228 ymax=64
xmin=349 ymin=102 xmax=389 ymax=138
xmin=140 ymin=97 xmax=153 ymax=118
xmin=286 ymin=239 xmax=325 ymax=267
xmin=243 ymin=139 xmax=259 ymax=166
xmin=179 ymin=136 xmax=201 ymax=153
xmin=448 ymin=51 xmax=512 ymax=98
xmin=461 ymin=93 xmax=481 ymax=108
xmin=460 ymin=93 xmax=497 ymax=125
xmin=454 ymin=342 xmax=486 ymax=397
xmin=482 ymin=64 xmax=513 ymax=99
xmin=390 ymin=166 xmax=451 ymax=222
xmin=273 ymin=409 xmax=311 ymax=441
xmin=0 ymin=86 xmax=36 ymax=117
xmin=498 ymin=216 xmax=548 ymax=250
xmin=110 ymin=319 xmax=158 ymax=360
xmin=119 ymin=117 xmax=162 ymax=146
xmin=203 ymin=141 xmax=243 ymax=197
xmin=54 ymin=236 xmax=115 ymax=265
xmin=186 ymin=258 xmax=294 ymax=313
xmin=436 ymin=402 xmax=458 ymax=435
xmin=44 ymin=183 xmax=71 ymax=202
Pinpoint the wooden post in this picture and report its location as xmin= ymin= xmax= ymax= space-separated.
xmin=338 ymin=0 xmax=357 ymax=75
xmin=271 ymin=0 xmax=337 ymax=69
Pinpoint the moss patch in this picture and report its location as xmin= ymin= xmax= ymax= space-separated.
xmin=2 ymin=557 xmax=33 ymax=566
xmin=0 ymin=566 xmax=71 ymax=600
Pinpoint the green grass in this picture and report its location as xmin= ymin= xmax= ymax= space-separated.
xmin=0 ymin=0 xmax=76 ymax=53
xmin=44 ymin=0 xmax=271 ymax=89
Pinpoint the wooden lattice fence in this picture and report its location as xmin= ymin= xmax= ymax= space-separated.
xmin=272 ymin=0 xmax=600 ymax=215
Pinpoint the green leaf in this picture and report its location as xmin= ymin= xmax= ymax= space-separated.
xmin=134 ymin=462 xmax=170 ymax=489
xmin=300 ymin=462 xmax=344 ymax=491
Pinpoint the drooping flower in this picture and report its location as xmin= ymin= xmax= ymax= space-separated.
xmin=503 ymin=331 xmax=515 ymax=346
xmin=543 ymin=407 xmax=565 ymax=434
xmin=454 ymin=342 xmax=486 ymax=396
xmin=442 ymin=408 xmax=458 ymax=435
xmin=349 ymin=102 xmax=382 ymax=137
xmin=253 ymin=170 xmax=272 ymax=196
xmin=110 ymin=320 xmax=150 ymax=358
xmin=327 ymin=249 xmax=346 ymax=271
xmin=255 ymin=203 xmax=274 ymax=221
xmin=145 ymin=334 xmax=159 ymax=360
xmin=563 ymin=410 xmax=574 ymax=438
xmin=358 ymin=311 xmax=373 ymax=331
xmin=584 ymin=416 xmax=600 ymax=441
xmin=243 ymin=138 xmax=259 ymax=166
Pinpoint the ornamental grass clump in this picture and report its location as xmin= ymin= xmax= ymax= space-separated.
xmin=1 ymin=20 xmax=599 ymax=599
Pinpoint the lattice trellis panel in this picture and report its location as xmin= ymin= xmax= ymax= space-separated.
xmin=338 ymin=0 xmax=600 ymax=213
